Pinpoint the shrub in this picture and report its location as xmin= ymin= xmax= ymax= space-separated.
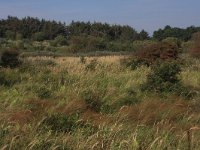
xmin=0 ymin=50 xmax=22 ymax=68
xmin=136 ymin=42 xmax=179 ymax=65
xmin=142 ymin=61 xmax=182 ymax=93
xmin=122 ymin=41 xmax=179 ymax=69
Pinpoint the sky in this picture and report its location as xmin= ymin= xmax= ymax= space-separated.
xmin=0 ymin=0 xmax=200 ymax=34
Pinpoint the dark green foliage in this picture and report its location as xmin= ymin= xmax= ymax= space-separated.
xmin=0 ymin=16 xmax=149 ymax=43
xmin=0 ymin=50 xmax=22 ymax=68
xmin=142 ymin=61 xmax=181 ymax=92
xmin=153 ymin=25 xmax=200 ymax=41
xmin=42 ymin=113 xmax=80 ymax=133
xmin=142 ymin=61 xmax=193 ymax=97
xmin=67 ymin=21 xmax=147 ymax=41
xmin=0 ymin=16 xmax=66 ymax=40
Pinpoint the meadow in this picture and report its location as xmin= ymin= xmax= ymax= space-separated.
xmin=0 ymin=55 xmax=200 ymax=150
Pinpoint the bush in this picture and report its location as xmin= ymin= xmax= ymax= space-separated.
xmin=122 ymin=41 xmax=180 ymax=70
xmin=0 ymin=50 xmax=22 ymax=68
xmin=142 ymin=61 xmax=182 ymax=93
xmin=135 ymin=42 xmax=179 ymax=65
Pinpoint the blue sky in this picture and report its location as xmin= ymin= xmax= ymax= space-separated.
xmin=0 ymin=0 xmax=200 ymax=34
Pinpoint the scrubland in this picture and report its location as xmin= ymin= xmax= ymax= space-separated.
xmin=0 ymin=55 xmax=200 ymax=150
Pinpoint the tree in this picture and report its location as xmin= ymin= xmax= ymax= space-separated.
xmin=138 ymin=30 xmax=149 ymax=40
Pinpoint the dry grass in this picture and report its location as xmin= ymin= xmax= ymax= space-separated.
xmin=0 ymin=55 xmax=200 ymax=149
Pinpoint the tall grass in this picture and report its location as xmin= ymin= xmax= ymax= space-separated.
xmin=0 ymin=56 xmax=200 ymax=149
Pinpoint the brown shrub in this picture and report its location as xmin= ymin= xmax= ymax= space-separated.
xmin=135 ymin=41 xmax=179 ymax=65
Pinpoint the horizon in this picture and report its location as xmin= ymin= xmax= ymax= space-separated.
xmin=0 ymin=0 xmax=200 ymax=34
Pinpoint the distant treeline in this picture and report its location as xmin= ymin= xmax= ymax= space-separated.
xmin=0 ymin=16 xmax=200 ymax=42
xmin=153 ymin=25 xmax=200 ymax=41
xmin=0 ymin=16 xmax=149 ymax=41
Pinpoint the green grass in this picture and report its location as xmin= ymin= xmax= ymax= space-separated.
xmin=0 ymin=56 xmax=200 ymax=149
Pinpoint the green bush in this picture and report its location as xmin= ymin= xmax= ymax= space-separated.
xmin=142 ymin=61 xmax=195 ymax=97
xmin=0 ymin=50 xmax=22 ymax=68
xmin=142 ymin=61 xmax=182 ymax=93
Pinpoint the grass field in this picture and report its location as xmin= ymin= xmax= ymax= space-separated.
xmin=0 ymin=56 xmax=200 ymax=150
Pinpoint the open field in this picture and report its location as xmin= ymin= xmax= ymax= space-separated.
xmin=0 ymin=55 xmax=200 ymax=150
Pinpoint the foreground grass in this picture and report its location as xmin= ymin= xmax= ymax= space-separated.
xmin=0 ymin=56 xmax=200 ymax=150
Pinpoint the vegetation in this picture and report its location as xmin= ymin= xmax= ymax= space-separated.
xmin=153 ymin=25 xmax=200 ymax=41
xmin=0 ymin=55 xmax=199 ymax=149
xmin=0 ymin=49 xmax=21 ymax=68
xmin=1 ymin=16 xmax=200 ymax=149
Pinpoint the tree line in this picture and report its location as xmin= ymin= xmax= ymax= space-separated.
xmin=0 ymin=16 xmax=149 ymax=41
xmin=1 ymin=16 xmax=199 ymax=42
